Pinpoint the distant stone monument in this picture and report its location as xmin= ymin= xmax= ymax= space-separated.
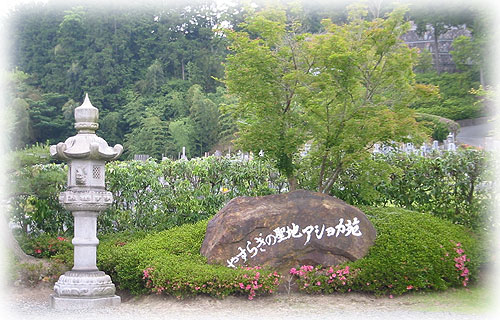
xmin=49 ymin=94 xmax=123 ymax=309
xmin=201 ymin=190 xmax=376 ymax=274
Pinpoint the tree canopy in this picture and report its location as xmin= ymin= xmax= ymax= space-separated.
xmin=4 ymin=0 xmax=489 ymax=160
xmin=223 ymin=5 xmax=426 ymax=192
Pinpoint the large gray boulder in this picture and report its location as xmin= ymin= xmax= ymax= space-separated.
xmin=201 ymin=190 xmax=376 ymax=273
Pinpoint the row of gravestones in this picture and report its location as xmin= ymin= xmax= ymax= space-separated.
xmin=373 ymin=132 xmax=457 ymax=157
xmin=136 ymin=133 xmax=459 ymax=162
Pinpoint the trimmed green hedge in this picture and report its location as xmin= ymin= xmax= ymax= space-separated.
xmin=96 ymin=206 xmax=481 ymax=298
xmin=292 ymin=207 xmax=481 ymax=296
xmin=97 ymin=220 xmax=280 ymax=299
xmin=330 ymin=149 xmax=492 ymax=231
xmin=10 ymin=148 xmax=491 ymax=235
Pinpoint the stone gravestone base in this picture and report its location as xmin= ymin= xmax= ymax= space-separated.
xmin=50 ymin=271 xmax=120 ymax=310
xmin=201 ymin=190 xmax=376 ymax=275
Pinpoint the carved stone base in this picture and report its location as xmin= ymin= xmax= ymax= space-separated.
xmin=50 ymin=294 xmax=121 ymax=310
xmin=51 ymin=270 xmax=120 ymax=309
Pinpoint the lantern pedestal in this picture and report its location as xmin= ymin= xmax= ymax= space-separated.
xmin=50 ymin=209 xmax=120 ymax=309
xmin=50 ymin=271 xmax=121 ymax=309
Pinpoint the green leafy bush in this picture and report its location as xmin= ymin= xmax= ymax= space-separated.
xmin=8 ymin=155 xmax=286 ymax=236
xmin=411 ymin=71 xmax=482 ymax=121
xmin=9 ymin=148 xmax=492 ymax=235
xmin=9 ymin=163 xmax=70 ymax=235
xmin=331 ymin=149 xmax=493 ymax=231
xmin=97 ymin=219 xmax=281 ymax=299
xmin=101 ymin=157 xmax=285 ymax=233
xmin=17 ymin=233 xmax=72 ymax=260
xmin=290 ymin=207 xmax=481 ymax=296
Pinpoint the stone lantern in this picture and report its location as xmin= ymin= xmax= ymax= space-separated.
xmin=49 ymin=94 xmax=123 ymax=309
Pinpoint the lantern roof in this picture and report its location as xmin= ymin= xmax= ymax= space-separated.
xmin=50 ymin=94 xmax=123 ymax=161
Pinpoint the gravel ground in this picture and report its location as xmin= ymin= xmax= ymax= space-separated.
xmin=4 ymin=285 xmax=496 ymax=320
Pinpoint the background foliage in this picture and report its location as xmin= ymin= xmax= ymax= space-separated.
xmin=8 ymin=147 xmax=492 ymax=236
xmin=5 ymin=0 xmax=490 ymax=160
xmin=329 ymin=148 xmax=493 ymax=231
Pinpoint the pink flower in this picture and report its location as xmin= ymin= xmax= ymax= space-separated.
xmin=289 ymin=268 xmax=297 ymax=275
xmin=316 ymin=281 xmax=321 ymax=286
xmin=407 ymin=285 xmax=413 ymax=290
xmin=389 ymin=295 xmax=393 ymax=299
xmin=461 ymin=268 xmax=469 ymax=276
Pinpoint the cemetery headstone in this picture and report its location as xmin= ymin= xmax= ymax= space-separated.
xmin=432 ymin=140 xmax=439 ymax=151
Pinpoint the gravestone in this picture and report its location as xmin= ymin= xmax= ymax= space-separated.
xmin=201 ymin=190 xmax=376 ymax=273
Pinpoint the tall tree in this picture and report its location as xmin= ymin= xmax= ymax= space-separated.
xmin=223 ymin=5 xmax=425 ymax=193
xmin=124 ymin=115 xmax=169 ymax=159
xmin=450 ymin=6 xmax=492 ymax=88
xmin=223 ymin=6 xmax=308 ymax=189
xmin=188 ymin=85 xmax=220 ymax=156
xmin=302 ymin=6 xmax=425 ymax=193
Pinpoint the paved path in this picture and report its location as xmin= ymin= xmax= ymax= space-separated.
xmin=456 ymin=119 xmax=497 ymax=150
xmin=5 ymin=286 xmax=495 ymax=320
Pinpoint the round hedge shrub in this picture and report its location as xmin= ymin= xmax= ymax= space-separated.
xmin=97 ymin=219 xmax=280 ymax=299
xmin=292 ymin=206 xmax=481 ymax=296
xmin=98 ymin=206 xmax=481 ymax=298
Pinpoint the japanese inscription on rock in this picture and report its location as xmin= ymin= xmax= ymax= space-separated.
xmin=201 ymin=190 xmax=376 ymax=272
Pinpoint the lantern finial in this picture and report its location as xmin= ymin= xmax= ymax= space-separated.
xmin=74 ymin=93 xmax=99 ymax=133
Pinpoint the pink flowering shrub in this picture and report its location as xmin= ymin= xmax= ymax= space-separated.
xmin=142 ymin=264 xmax=281 ymax=299
xmin=290 ymin=265 xmax=360 ymax=294
xmin=452 ymin=242 xmax=471 ymax=287
xmin=18 ymin=233 xmax=72 ymax=262
xmin=290 ymin=207 xmax=481 ymax=297
xmin=96 ymin=207 xmax=481 ymax=299
xmin=342 ymin=207 xmax=481 ymax=296
xmin=97 ymin=219 xmax=281 ymax=298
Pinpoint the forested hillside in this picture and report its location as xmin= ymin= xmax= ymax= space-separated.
xmin=5 ymin=0 xmax=488 ymax=159
xmin=7 ymin=0 xmax=247 ymax=158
